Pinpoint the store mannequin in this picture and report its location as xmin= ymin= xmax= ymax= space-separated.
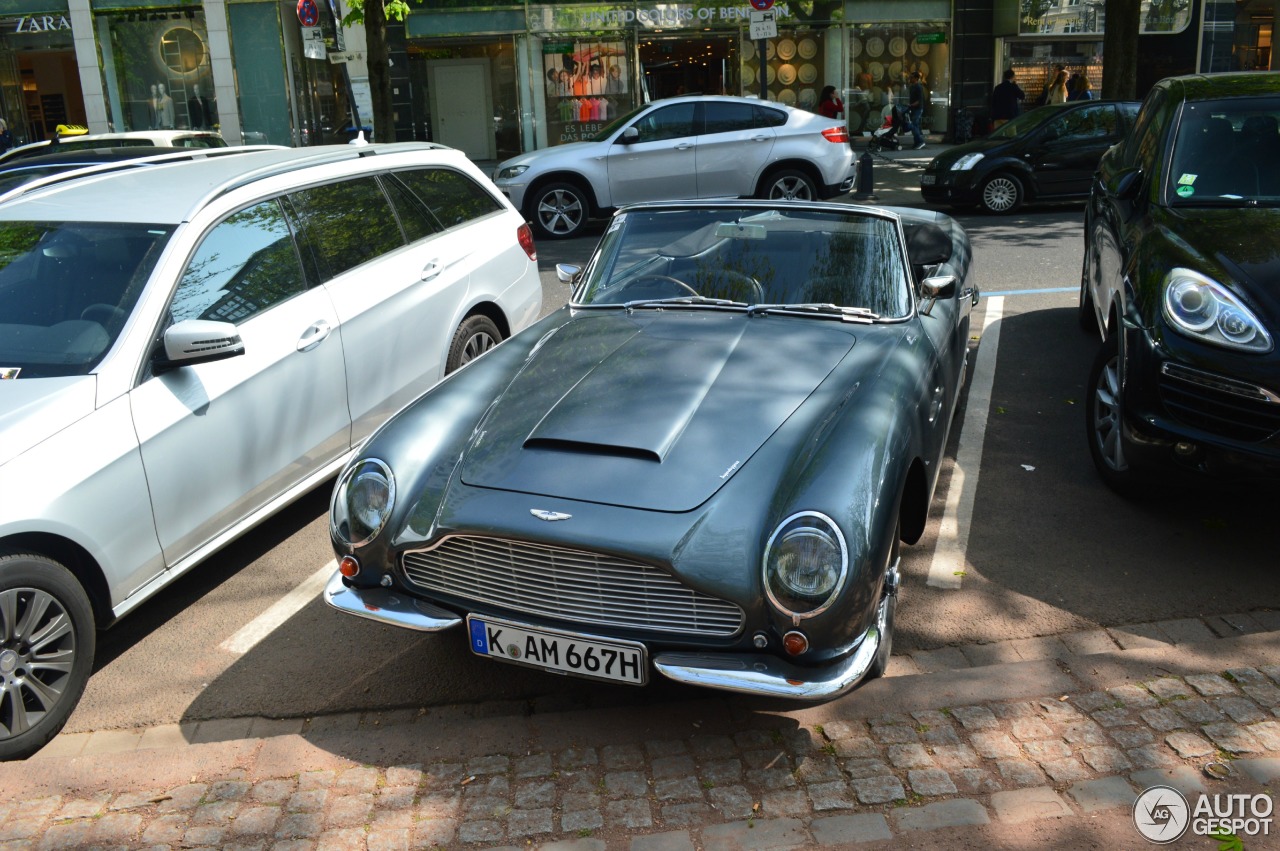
xmin=155 ymin=83 xmax=175 ymax=129
xmin=188 ymin=85 xmax=215 ymax=129
xmin=148 ymin=84 xmax=159 ymax=129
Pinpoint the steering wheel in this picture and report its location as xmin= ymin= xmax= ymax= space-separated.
xmin=720 ymin=270 xmax=765 ymax=303
xmin=620 ymin=274 xmax=699 ymax=299
xmin=81 ymin=303 xmax=126 ymax=328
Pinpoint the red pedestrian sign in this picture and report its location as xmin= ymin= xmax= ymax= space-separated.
xmin=750 ymin=0 xmax=774 ymax=10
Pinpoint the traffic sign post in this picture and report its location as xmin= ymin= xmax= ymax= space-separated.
xmin=749 ymin=8 xmax=776 ymax=99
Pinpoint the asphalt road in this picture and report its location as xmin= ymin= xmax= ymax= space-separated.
xmin=64 ymin=201 xmax=1280 ymax=735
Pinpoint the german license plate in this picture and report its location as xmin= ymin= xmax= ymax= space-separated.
xmin=466 ymin=615 xmax=648 ymax=685
xmin=920 ymin=174 xmax=937 ymax=185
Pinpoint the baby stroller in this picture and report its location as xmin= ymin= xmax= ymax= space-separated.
xmin=868 ymin=105 xmax=908 ymax=152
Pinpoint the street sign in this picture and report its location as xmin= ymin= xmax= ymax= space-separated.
xmin=916 ymin=32 xmax=947 ymax=44
xmin=749 ymin=10 xmax=777 ymax=40
xmin=750 ymin=0 xmax=774 ymax=10
xmin=301 ymin=26 xmax=326 ymax=60
xmin=296 ymin=0 xmax=319 ymax=27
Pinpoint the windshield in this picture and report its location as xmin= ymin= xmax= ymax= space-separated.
xmin=986 ymin=104 xmax=1062 ymax=140
xmin=589 ymin=103 xmax=649 ymax=142
xmin=1168 ymin=97 xmax=1280 ymax=206
xmin=574 ymin=206 xmax=912 ymax=319
xmin=0 ymin=221 xmax=172 ymax=378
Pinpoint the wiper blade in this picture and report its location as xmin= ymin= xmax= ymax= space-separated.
xmin=746 ymin=302 xmax=881 ymax=322
xmin=623 ymin=296 xmax=748 ymax=310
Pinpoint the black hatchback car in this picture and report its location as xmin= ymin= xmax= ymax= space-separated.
xmin=921 ymin=100 xmax=1140 ymax=214
xmin=1080 ymin=72 xmax=1280 ymax=493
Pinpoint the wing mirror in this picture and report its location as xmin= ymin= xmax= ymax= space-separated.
xmin=154 ymin=319 xmax=245 ymax=372
xmin=1109 ymin=166 xmax=1143 ymax=201
xmin=919 ymin=275 xmax=957 ymax=316
xmin=556 ymin=263 xmax=582 ymax=284
xmin=618 ymin=127 xmax=640 ymax=145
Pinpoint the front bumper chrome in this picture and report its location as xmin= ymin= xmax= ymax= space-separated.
xmin=324 ymin=572 xmax=461 ymax=631
xmin=325 ymin=572 xmax=880 ymax=700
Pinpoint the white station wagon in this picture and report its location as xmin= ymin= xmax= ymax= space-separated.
xmin=0 ymin=143 xmax=542 ymax=759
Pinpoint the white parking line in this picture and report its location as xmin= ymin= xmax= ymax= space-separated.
xmin=219 ymin=561 xmax=335 ymax=655
xmin=926 ymin=296 xmax=1004 ymax=590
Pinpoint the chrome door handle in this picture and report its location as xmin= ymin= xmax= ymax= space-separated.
xmin=297 ymin=320 xmax=331 ymax=352
xmin=422 ymin=260 xmax=443 ymax=281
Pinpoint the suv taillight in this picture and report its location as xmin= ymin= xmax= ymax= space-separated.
xmin=517 ymin=222 xmax=537 ymax=261
xmin=820 ymin=126 xmax=850 ymax=144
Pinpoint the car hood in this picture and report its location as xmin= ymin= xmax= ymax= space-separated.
xmin=0 ymin=376 xmax=96 ymax=467
xmin=1156 ymin=206 xmax=1280 ymax=313
xmin=499 ymin=140 xmax=603 ymax=172
xmin=458 ymin=310 xmax=858 ymax=512
xmin=927 ymin=136 xmax=1016 ymax=169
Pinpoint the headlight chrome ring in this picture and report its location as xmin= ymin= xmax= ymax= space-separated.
xmin=331 ymin=458 xmax=396 ymax=548
xmin=763 ymin=511 xmax=849 ymax=620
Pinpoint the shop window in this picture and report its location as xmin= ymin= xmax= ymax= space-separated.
xmin=848 ymin=26 xmax=949 ymax=135
xmin=98 ymin=12 xmax=216 ymax=134
xmin=542 ymin=39 xmax=629 ymax=145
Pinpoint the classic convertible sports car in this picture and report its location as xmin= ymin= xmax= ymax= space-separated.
xmin=325 ymin=201 xmax=976 ymax=699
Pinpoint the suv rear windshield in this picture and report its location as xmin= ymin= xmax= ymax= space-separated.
xmin=0 ymin=221 xmax=171 ymax=377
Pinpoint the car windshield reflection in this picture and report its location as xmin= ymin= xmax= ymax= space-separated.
xmin=573 ymin=206 xmax=912 ymax=319
xmin=0 ymin=221 xmax=172 ymax=378
xmin=1168 ymin=97 xmax=1280 ymax=206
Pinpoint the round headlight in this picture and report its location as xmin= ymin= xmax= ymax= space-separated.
xmin=331 ymin=458 xmax=395 ymax=547
xmin=1162 ymin=268 xmax=1272 ymax=353
xmin=764 ymin=512 xmax=848 ymax=619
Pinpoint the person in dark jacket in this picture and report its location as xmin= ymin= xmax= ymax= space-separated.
xmin=990 ymin=68 xmax=1025 ymax=129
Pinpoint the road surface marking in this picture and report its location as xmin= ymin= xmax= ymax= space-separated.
xmin=982 ymin=286 xmax=1074 ymax=297
xmin=927 ymin=296 xmax=1004 ymax=590
xmin=220 ymin=561 xmax=335 ymax=655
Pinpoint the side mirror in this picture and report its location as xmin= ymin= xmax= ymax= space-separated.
xmin=921 ymin=275 xmax=957 ymax=299
xmin=618 ymin=127 xmax=639 ymax=145
xmin=154 ymin=319 xmax=244 ymax=372
xmin=556 ymin=263 xmax=582 ymax=284
xmin=1109 ymin=166 xmax=1143 ymax=201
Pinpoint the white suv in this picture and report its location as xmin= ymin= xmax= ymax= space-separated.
xmin=495 ymin=95 xmax=856 ymax=239
xmin=0 ymin=143 xmax=542 ymax=759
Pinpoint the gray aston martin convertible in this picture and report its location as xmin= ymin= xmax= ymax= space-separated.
xmin=325 ymin=200 xmax=977 ymax=700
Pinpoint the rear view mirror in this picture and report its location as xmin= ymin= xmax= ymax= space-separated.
xmin=1109 ymin=167 xmax=1143 ymax=201
xmin=618 ymin=127 xmax=640 ymax=144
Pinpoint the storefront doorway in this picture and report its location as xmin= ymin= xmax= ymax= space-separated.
xmin=0 ymin=18 xmax=86 ymax=148
xmin=638 ymin=34 xmax=739 ymax=100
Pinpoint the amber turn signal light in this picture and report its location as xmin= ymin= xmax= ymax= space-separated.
xmin=339 ymin=555 xmax=360 ymax=578
xmin=782 ymin=631 xmax=809 ymax=656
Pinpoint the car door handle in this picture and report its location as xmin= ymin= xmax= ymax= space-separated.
xmin=422 ymin=260 xmax=443 ymax=281
xmin=751 ymin=135 xmax=770 ymax=142
xmin=675 ymin=143 xmax=693 ymax=151
xmin=297 ymin=320 xmax=331 ymax=352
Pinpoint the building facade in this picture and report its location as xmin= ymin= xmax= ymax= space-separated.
xmin=0 ymin=0 xmax=1271 ymax=156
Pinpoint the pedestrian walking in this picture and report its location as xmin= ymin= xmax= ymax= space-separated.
xmin=817 ymin=85 xmax=844 ymax=120
xmin=1068 ymin=72 xmax=1095 ymax=101
xmin=990 ymin=68 xmax=1025 ymax=128
xmin=907 ymin=71 xmax=926 ymax=149
xmin=1045 ymin=68 xmax=1069 ymax=105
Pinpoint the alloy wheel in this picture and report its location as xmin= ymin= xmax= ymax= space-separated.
xmin=0 ymin=586 xmax=76 ymax=742
xmin=981 ymin=176 xmax=1020 ymax=213
xmin=459 ymin=330 xmax=497 ymax=366
xmin=536 ymin=188 xmax=584 ymax=237
xmin=768 ymin=175 xmax=815 ymax=201
xmin=1091 ymin=352 xmax=1128 ymax=472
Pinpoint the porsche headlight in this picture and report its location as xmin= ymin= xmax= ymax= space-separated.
xmin=764 ymin=512 xmax=848 ymax=619
xmin=1162 ymin=268 xmax=1272 ymax=353
xmin=496 ymin=164 xmax=529 ymax=181
xmin=331 ymin=459 xmax=395 ymax=547
xmin=951 ymin=153 xmax=985 ymax=171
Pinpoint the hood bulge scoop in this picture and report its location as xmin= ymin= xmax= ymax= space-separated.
xmin=459 ymin=311 xmax=855 ymax=512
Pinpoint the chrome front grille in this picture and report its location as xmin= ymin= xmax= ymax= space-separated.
xmin=1158 ymin=363 xmax=1280 ymax=443
xmin=401 ymin=536 xmax=744 ymax=638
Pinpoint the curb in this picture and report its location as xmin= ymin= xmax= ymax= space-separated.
xmin=3 ymin=629 xmax=1278 ymax=849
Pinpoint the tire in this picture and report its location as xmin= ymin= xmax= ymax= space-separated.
xmin=445 ymin=314 xmax=503 ymax=374
xmin=1084 ymin=333 xmax=1143 ymax=497
xmin=760 ymin=169 xmax=817 ymax=201
xmin=528 ymin=181 xmax=589 ymax=240
xmin=0 ymin=554 xmax=96 ymax=762
xmin=979 ymin=172 xmax=1024 ymax=214
xmin=865 ymin=525 xmax=901 ymax=681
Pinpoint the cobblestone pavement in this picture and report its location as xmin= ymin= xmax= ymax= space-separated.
xmin=2 ymin=622 xmax=1279 ymax=849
